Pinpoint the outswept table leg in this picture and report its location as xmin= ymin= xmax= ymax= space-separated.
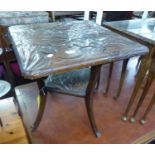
xmin=85 ymin=65 xmax=102 ymax=138
xmin=31 ymin=79 xmax=47 ymax=132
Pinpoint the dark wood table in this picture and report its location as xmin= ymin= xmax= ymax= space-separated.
xmin=103 ymin=18 xmax=155 ymax=122
xmin=8 ymin=21 xmax=148 ymax=137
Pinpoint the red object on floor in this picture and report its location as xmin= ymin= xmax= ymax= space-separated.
xmin=11 ymin=62 xmax=21 ymax=76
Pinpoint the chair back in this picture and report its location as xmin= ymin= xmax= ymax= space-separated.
xmin=84 ymin=11 xmax=104 ymax=25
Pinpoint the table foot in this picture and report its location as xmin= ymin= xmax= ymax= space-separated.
xmin=130 ymin=116 xmax=136 ymax=123
xmin=140 ymin=117 xmax=146 ymax=125
xmin=95 ymin=130 xmax=101 ymax=138
xmin=122 ymin=115 xmax=128 ymax=121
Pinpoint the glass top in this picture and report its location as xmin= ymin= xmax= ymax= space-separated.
xmin=104 ymin=18 xmax=155 ymax=46
xmin=8 ymin=21 xmax=148 ymax=80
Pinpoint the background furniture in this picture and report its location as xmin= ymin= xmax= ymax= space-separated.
xmin=103 ymin=18 xmax=155 ymax=122
xmin=0 ymin=11 xmax=49 ymax=26
xmin=130 ymin=62 xmax=155 ymax=124
xmin=0 ymin=11 xmax=50 ymax=86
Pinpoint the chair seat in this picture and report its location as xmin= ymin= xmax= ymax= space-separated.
xmin=45 ymin=68 xmax=90 ymax=97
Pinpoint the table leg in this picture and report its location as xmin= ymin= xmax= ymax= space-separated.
xmin=140 ymin=94 xmax=155 ymax=124
xmin=0 ymin=117 xmax=3 ymax=127
xmin=114 ymin=58 xmax=129 ymax=100
xmin=122 ymin=54 xmax=150 ymax=121
xmin=130 ymin=72 xmax=154 ymax=123
xmin=31 ymin=79 xmax=47 ymax=132
xmin=103 ymin=62 xmax=113 ymax=95
xmin=85 ymin=65 xmax=102 ymax=138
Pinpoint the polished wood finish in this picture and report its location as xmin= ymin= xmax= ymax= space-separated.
xmin=8 ymin=21 xmax=148 ymax=80
xmin=0 ymin=97 xmax=29 ymax=144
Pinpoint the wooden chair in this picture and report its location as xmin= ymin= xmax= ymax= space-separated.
xmin=129 ymin=61 xmax=155 ymax=124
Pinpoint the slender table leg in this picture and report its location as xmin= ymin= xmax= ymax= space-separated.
xmin=140 ymin=94 xmax=155 ymax=124
xmin=130 ymin=72 xmax=154 ymax=123
xmin=114 ymin=58 xmax=129 ymax=100
xmin=31 ymin=79 xmax=47 ymax=132
xmin=122 ymin=54 xmax=151 ymax=121
xmin=103 ymin=62 xmax=113 ymax=95
xmin=85 ymin=65 xmax=102 ymax=138
xmin=0 ymin=117 xmax=3 ymax=127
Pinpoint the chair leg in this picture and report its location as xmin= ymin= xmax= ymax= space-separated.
xmin=122 ymin=55 xmax=149 ymax=121
xmin=31 ymin=80 xmax=47 ymax=132
xmin=130 ymin=73 xmax=154 ymax=123
xmin=103 ymin=62 xmax=113 ymax=95
xmin=114 ymin=59 xmax=129 ymax=100
xmin=85 ymin=65 xmax=102 ymax=138
xmin=140 ymin=94 xmax=155 ymax=124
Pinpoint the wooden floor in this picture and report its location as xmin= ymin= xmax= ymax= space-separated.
xmin=0 ymin=98 xmax=29 ymax=144
xmin=12 ymin=57 xmax=155 ymax=143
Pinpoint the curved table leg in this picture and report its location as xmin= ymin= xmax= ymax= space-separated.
xmin=140 ymin=94 xmax=155 ymax=124
xmin=85 ymin=65 xmax=102 ymax=138
xmin=31 ymin=80 xmax=47 ymax=132
xmin=122 ymin=55 xmax=150 ymax=121
xmin=114 ymin=59 xmax=129 ymax=100
xmin=130 ymin=72 xmax=154 ymax=123
xmin=103 ymin=62 xmax=113 ymax=95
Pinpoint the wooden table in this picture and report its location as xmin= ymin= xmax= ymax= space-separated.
xmin=103 ymin=18 xmax=155 ymax=122
xmin=8 ymin=21 xmax=148 ymax=137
